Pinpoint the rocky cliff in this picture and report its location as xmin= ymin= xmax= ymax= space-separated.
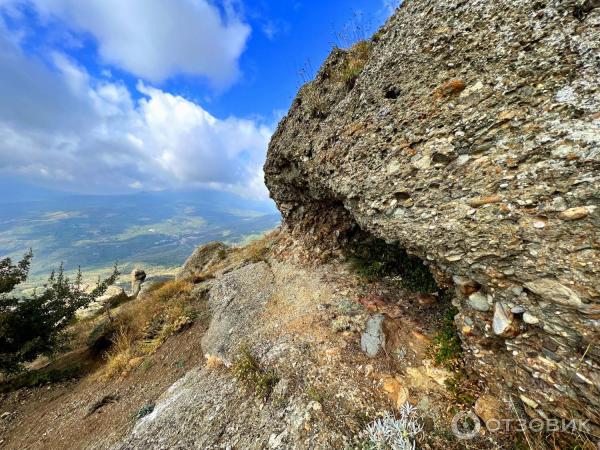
xmin=266 ymin=0 xmax=600 ymax=433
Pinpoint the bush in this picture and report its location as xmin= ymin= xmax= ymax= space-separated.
xmin=0 ymin=251 xmax=118 ymax=374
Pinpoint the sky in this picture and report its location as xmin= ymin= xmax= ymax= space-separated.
xmin=0 ymin=0 xmax=398 ymax=201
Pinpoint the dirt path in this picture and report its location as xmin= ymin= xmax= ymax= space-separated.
xmin=0 ymin=319 xmax=207 ymax=450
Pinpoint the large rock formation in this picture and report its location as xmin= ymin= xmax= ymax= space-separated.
xmin=266 ymin=0 xmax=599 ymax=431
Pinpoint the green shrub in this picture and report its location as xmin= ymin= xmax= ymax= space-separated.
xmin=134 ymin=403 xmax=155 ymax=420
xmin=347 ymin=238 xmax=438 ymax=292
xmin=0 ymin=251 xmax=118 ymax=374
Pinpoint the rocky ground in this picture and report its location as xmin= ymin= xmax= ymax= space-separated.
xmin=1 ymin=231 xmax=597 ymax=448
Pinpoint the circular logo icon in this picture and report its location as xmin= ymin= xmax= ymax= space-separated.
xmin=451 ymin=410 xmax=481 ymax=440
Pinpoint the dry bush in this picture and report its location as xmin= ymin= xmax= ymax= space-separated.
xmin=216 ymin=232 xmax=278 ymax=270
xmin=301 ymin=83 xmax=330 ymax=119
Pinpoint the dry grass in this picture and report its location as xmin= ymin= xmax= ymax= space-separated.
xmin=335 ymin=40 xmax=372 ymax=89
xmin=96 ymin=278 xmax=206 ymax=380
xmin=210 ymin=232 xmax=278 ymax=272
xmin=103 ymin=328 xmax=134 ymax=379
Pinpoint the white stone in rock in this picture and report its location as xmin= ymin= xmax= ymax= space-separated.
xmin=468 ymin=291 xmax=490 ymax=312
xmin=523 ymin=312 xmax=540 ymax=325
xmin=493 ymin=302 xmax=516 ymax=337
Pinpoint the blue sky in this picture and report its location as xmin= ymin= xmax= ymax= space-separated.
xmin=0 ymin=0 xmax=397 ymax=200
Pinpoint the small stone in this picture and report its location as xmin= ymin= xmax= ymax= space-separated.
xmin=307 ymin=401 xmax=322 ymax=412
xmin=468 ymin=291 xmax=490 ymax=312
xmin=519 ymin=395 xmax=538 ymax=409
xmin=417 ymin=293 xmax=437 ymax=305
xmin=493 ymin=302 xmax=518 ymax=337
xmin=547 ymin=197 xmax=567 ymax=212
xmin=1 ymin=412 xmax=10 ymax=420
xmin=467 ymin=195 xmax=502 ymax=208
xmin=511 ymin=306 xmax=525 ymax=314
xmin=458 ymin=280 xmax=480 ymax=297
xmin=382 ymin=376 xmax=409 ymax=409
xmin=475 ymin=395 xmax=504 ymax=425
xmin=361 ymin=314 xmax=386 ymax=357
xmin=533 ymin=221 xmax=545 ymax=229
xmin=559 ymin=207 xmax=589 ymax=221
xmin=523 ymin=312 xmax=540 ymax=325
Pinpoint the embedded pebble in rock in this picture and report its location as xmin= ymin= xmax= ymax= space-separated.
xmin=475 ymin=395 xmax=505 ymax=426
xmin=523 ymin=312 xmax=540 ymax=325
xmin=360 ymin=313 xmax=386 ymax=357
xmin=467 ymin=291 xmax=490 ymax=312
xmin=524 ymin=279 xmax=582 ymax=308
xmin=265 ymin=0 xmax=600 ymax=430
xmin=559 ymin=207 xmax=591 ymax=221
xmin=493 ymin=303 xmax=518 ymax=338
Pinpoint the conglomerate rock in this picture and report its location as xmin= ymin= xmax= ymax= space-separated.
xmin=265 ymin=0 xmax=600 ymax=431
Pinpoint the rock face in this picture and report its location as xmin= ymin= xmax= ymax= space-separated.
xmin=266 ymin=0 xmax=599 ymax=431
xmin=177 ymin=242 xmax=228 ymax=280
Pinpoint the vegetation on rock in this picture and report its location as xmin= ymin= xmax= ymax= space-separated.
xmin=348 ymin=237 xmax=438 ymax=293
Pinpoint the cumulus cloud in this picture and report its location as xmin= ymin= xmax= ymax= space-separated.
xmin=17 ymin=0 xmax=251 ymax=86
xmin=0 ymin=20 xmax=272 ymax=198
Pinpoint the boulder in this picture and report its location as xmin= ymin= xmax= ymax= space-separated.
xmin=131 ymin=268 xmax=147 ymax=297
xmin=177 ymin=242 xmax=228 ymax=280
xmin=265 ymin=0 xmax=600 ymax=431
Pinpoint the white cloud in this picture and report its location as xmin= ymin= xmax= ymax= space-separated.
xmin=18 ymin=0 xmax=251 ymax=86
xmin=0 ymin=22 xmax=272 ymax=199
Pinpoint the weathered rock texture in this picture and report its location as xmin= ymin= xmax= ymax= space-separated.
xmin=266 ymin=0 xmax=600 ymax=430
xmin=177 ymin=241 xmax=228 ymax=280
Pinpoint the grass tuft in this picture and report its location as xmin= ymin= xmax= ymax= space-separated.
xmin=232 ymin=345 xmax=279 ymax=400
xmin=431 ymin=306 xmax=462 ymax=369
xmin=336 ymin=40 xmax=372 ymax=90
xmin=91 ymin=278 xmax=206 ymax=380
